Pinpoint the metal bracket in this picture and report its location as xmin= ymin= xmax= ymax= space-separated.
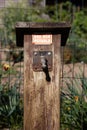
xmin=33 ymin=51 xmax=52 ymax=71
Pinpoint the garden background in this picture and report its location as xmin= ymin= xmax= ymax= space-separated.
xmin=0 ymin=0 xmax=87 ymax=130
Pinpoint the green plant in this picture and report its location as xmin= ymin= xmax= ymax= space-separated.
xmin=0 ymin=83 xmax=23 ymax=129
xmin=0 ymin=1 xmax=49 ymax=45
xmin=61 ymin=73 xmax=87 ymax=130
xmin=0 ymin=63 xmax=23 ymax=129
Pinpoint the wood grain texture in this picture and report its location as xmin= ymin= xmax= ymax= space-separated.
xmin=24 ymin=34 xmax=61 ymax=130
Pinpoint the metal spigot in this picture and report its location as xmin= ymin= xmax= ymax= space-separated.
xmin=41 ymin=56 xmax=51 ymax=82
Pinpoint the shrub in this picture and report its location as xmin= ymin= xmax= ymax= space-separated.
xmin=61 ymin=73 xmax=87 ymax=130
xmin=0 ymin=63 xmax=23 ymax=130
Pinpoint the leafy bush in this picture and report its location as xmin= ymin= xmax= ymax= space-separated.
xmin=0 ymin=84 xmax=23 ymax=129
xmin=75 ymin=47 xmax=87 ymax=63
xmin=61 ymin=73 xmax=87 ymax=130
xmin=0 ymin=63 xmax=23 ymax=130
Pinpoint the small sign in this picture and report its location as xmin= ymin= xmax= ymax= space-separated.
xmin=32 ymin=34 xmax=52 ymax=45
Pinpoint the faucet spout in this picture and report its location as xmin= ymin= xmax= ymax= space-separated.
xmin=41 ymin=56 xmax=51 ymax=82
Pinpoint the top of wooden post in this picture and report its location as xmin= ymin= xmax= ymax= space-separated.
xmin=15 ymin=22 xmax=71 ymax=47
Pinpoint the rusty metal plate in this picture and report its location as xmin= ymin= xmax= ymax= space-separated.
xmin=33 ymin=51 xmax=52 ymax=71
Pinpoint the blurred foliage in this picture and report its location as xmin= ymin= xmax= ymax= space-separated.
xmin=0 ymin=64 xmax=23 ymax=129
xmin=69 ymin=9 xmax=87 ymax=47
xmin=0 ymin=84 xmax=23 ymax=129
xmin=61 ymin=73 xmax=87 ymax=130
xmin=72 ymin=10 xmax=87 ymax=39
xmin=63 ymin=44 xmax=87 ymax=64
xmin=6 ymin=49 xmax=24 ymax=66
xmin=0 ymin=1 xmax=87 ymax=129
xmin=0 ymin=1 xmax=87 ymax=63
xmin=0 ymin=1 xmax=86 ymax=46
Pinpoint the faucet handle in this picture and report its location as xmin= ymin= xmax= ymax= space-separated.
xmin=41 ymin=56 xmax=47 ymax=68
xmin=41 ymin=56 xmax=51 ymax=82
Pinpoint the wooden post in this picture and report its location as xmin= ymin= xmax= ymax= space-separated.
xmin=24 ymin=34 xmax=61 ymax=130
xmin=15 ymin=22 xmax=71 ymax=130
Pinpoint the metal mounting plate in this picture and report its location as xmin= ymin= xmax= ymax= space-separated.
xmin=33 ymin=51 xmax=52 ymax=71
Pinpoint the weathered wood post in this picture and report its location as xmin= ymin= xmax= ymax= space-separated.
xmin=15 ymin=22 xmax=71 ymax=130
